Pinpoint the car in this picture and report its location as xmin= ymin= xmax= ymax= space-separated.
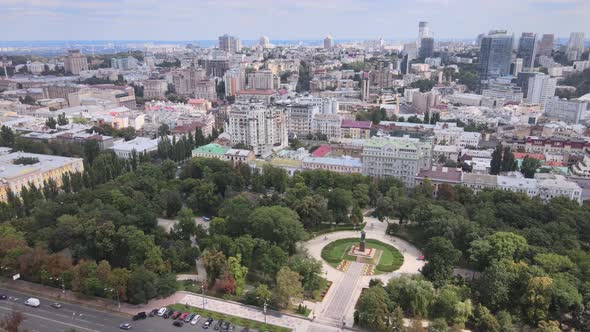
xmin=241 ymin=328 xmax=250 ymax=332
xmin=24 ymin=298 xmax=40 ymax=307
xmin=202 ymin=216 xmax=210 ymax=221
xmin=185 ymin=313 xmax=195 ymax=323
xmin=190 ymin=314 xmax=201 ymax=325
xmin=50 ymin=303 xmax=62 ymax=309
xmin=0 ymin=294 xmax=7 ymax=300
xmin=119 ymin=323 xmax=131 ymax=330
xmin=417 ymin=255 xmax=425 ymax=261
xmin=132 ymin=312 xmax=147 ymax=321
xmin=157 ymin=308 xmax=167 ymax=316
xmin=222 ymin=321 xmax=233 ymax=331
xmin=173 ymin=321 xmax=184 ymax=327
xmin=150 ymin=309 xmax=159 ymax=317
xmin=170 ymin=311 xmax=181 ymax=320
xmin=179 ymin=312 xmax=189 ymax=321
xmin=213 ymin=319 xmax=224 ymax=330
xmin=202 ymin=318 xmax=214 ymax=329
xmin=163 ymin=309 xmax=173 ymax=319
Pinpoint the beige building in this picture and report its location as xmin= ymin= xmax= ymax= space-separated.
xmin=143 ymin=79 xmax=168 ymax=100
xmin=64 ymin=50 xmax=89 ymax=75
xmin=248 ymin=69 xmax=279 ymax=90
xmin=0 ymin=152 xmax=84 ymax=202
xmin=223 ymin=67 xmax=246 ymax=97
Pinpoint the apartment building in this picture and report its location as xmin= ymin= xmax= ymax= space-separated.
xmin=226 ymin=102 xmax=287 ymax=155
xmin=362 ymin=136 xmax=432 ymax=188
xmin=64 ymin=50 xmax=89 ymax=75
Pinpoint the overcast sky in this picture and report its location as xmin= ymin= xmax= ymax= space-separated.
xmin=1 ymin=0 xmax=589 ymax=41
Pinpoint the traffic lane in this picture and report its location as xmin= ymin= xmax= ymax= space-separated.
xmin=131 ymin=314 xmax=253 ymax=332
xmin=0 ymin=287 xmax=130 ymax=332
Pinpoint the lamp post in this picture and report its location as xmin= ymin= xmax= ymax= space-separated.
xmin=105 ymin=288 xmax=120 ymax=311
xmin=256 ymin=297 xmax=269 ymax=324
xmin=201 ymin=284 xmax=206 ymax=310
xmin=50 ymin=277 xmax=66 ymax=298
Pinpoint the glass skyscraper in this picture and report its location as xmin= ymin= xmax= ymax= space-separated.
xmin=478 ymin=30 xmax=514 ymax=87
xmin=517 ymin=33 xmax=537 ymax=71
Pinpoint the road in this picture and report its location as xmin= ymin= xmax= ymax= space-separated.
xmin=0 ymin=287 xmax=254 ymax=332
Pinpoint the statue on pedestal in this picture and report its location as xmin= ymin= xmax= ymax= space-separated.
xmin=359 ymin=230 xmax=366 ymax=252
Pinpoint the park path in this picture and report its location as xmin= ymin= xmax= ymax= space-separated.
xmin=306 ymin=216 xmax=425 ymax=327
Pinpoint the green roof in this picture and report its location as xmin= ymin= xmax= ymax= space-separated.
xmin=192 ymin=143 xmax=230 ymax=155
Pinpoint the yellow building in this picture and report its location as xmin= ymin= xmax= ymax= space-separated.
xmin=0 ymin=152 xmax=84 ymax=202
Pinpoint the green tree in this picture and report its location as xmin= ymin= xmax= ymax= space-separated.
xmin=227 ymin=254 xmax=248 ymax=295
xmin=57 ymin=112 xmax=69 ymax=126
xmin=521 ymin=156 xmax=541 ymax=178
xmin=472 ymin=304 xmax=500 ymax=332
xmin=356 ymin=285 xmax=391 ymax=331
xmin=172 ymin=208 xmax=196 ymax=240
xmin=274 ymin=267 xmax=303 ymax=309
xmin=490 ymin=145 xmax=502 ymax=175
xmin=45 ymin=117 xmax=57 ymax=129
xmin=386 ymin=275 xmax=435 ymax=317
xmin=523 ymin=276 xmax=553 ymax=324
xmin=500 ymin=147 xmax=517 ymax=172
xmin=201 ymin=250 xmax=227 ymax=284
xmin=422 ymin=237 xmax=461 ymax=287
xmin=247 ymin=206 xmax=306 ymax=254
xmin=469 ymin=232 xmax=528 ymax=271
xmin=328 ymin=188 xmax=353 ymax=224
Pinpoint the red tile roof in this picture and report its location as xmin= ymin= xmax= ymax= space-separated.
xmin=236 ymin=89 xmax=275 ymax=95
xmin=341 ymin=119 xmax=372 ymax=129
xmin=312 ymin=145 xmax=332 ymax=157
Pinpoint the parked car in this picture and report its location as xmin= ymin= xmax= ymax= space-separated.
xmin=132 ymin=312 xmax=147 ymax=321
xmin=179 ymin=312 xmax=189 ymax=321
xmin=214 ymin=319 xmax=224 ymax=330
xmin=50 ymin=303 xmax=62 ymax=309
xmin=0 ymin=294 xmax=7 ymax=300
xmin=163 ymin=309 xmax=174 ymax=319
xmin=185 ymin=313 xmax=195 ymax=323
xmin=173 ymin=321 xmax=184 ymax=327
xmin=202 ymin=216 xmax=210 ymax=221
xmin=170 ymin=311 xmax=181 ymax=320
xmin=190 ymin=314 xmax=201 ymax=325
xmin=119 ymin=323 xmax=131 ymax=330
xmin=222 ymin=321 xmax=233 ymax=331
xmin=202 ymin=318 xmax=214 ymax=329
xmin=157 ymin=308 xmax=167 ymax=316
xmin=24 ymin=298 xmax=40 ymax=307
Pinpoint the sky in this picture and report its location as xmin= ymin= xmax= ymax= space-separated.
xmin=1 ymin=0 xmax=589 ymax=41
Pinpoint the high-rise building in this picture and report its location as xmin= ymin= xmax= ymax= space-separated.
xmin=567 ymin=32 xmax=585 ymax=61
xmin=143 ymin=79 xmax=168 ymax=99
xmin=537 ymin=34 xmax=554 ymax=57
xmin=226 ymin=102 xmax=288 ymax=155
xmin=478 ymin=30 xmax=514 ymax=86
xmin=64 ymin=50 xmax=88 ymax=75
xmin=111 ymin=56 xmax=139 ymax=71
xmin=285 ymin=103 xmax=319 ymax=138
xmin=247 ymin=69 xmax=278 ymax=90
xmin=361 ymin=72 xmax=370 ymax=101
xmin=259 ymin=36 xmax=270 ymax=49
xmin=324 ymin=35 xmax=334 ymax=49
xmin=171 ymin=67 xmax=207 ymax=97
xmin=512 ymin=58 xmax=524 ymax=75
xmin=525 ymin=73 xmax=557 ymax=106
xmin=223 ymin=67 xmax=245 ymax=97
xmin=218 ymin=34 xmax=241 ymax=53
xmin=419 ymin=37 xmax=434 ymax=59
xmin=418 ymin=21 xmax=431 ymax=45
xmin=517 ymin=33 xmax=537 ymax=71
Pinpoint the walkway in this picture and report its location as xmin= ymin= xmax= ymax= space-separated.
xmin=306 ymin=216 xmax=425 ymax=326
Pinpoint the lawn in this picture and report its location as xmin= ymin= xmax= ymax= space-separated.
xmin=321 ymin=238 xmax=404 ymax=274
xmin=168 ymin=303 xmax=291 ymax=332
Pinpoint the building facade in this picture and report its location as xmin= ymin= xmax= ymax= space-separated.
xmin=64 ymin=50 xmax=89 ymax=75
xmin=478 ymin=31 xmax=514 ymax=85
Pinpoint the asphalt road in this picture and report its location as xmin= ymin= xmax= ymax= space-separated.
xmin=0 ymin=287 xmax=251 ymax=332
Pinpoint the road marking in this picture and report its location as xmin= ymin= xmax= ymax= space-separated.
xmin=0 ymin=304 xmax=100 ymax=332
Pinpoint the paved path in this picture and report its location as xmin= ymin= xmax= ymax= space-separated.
xmin=322 ymin=261 xmax=364 ymax=322
xmin=306 ymin=216 xmax=425 ymax=326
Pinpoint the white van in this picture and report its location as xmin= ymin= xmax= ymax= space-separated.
xmin=24 ymin=298 xmax=40 ymax=307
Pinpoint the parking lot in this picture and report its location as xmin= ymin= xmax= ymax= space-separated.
xmin=129 ymin=313 xmax=254 ymax=332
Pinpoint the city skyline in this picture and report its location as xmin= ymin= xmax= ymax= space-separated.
xmin=2 ymin=0 xmax=589 ymax=41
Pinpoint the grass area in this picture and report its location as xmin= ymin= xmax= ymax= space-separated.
xmin=168 ymin=304 xmax=291 ymax=332
xmin=321 ymin=238 xmax=404 ymax=274
xmin=308 ymin=223 xmax=366 ymax=237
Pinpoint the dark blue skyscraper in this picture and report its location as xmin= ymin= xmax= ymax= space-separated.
xmin=419 ymin=37 xmax=434 ymax=59
xmin=517 ymin=32 xmax=537 ymax=71
xmin=478 ymin=30 xmax=514 ymax=86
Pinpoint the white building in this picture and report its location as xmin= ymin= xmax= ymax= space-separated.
xmin=526 ymin=73 xmax=557 ymax=106
xmin=544 ymin=97 xmax=589 ymax=124
xmin=248 ymin=69 xmax=278 ymax=90
xmin=111 ymin=56 xmax=139 ymax=70
xmin=566 ymin=32 xmax=585 ymax=61
xmin=311 ymin=113 xmax=342 ymax=140
xmin=285 ymin=103 xmax=319 ymax=138
xmin=226 ymin=102 xmax=288 ymax=155
xmin=109 ymin=136 xmax=161 ymax=159
xmin=361 ymin=136 xmax=432 ymax=188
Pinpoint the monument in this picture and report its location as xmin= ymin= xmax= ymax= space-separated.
xmin=359 ymin=231 xmax=366 ymax=252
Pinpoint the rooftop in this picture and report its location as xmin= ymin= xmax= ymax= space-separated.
xmin=0 ymin=152 xmax=82 ymax=181
xmin=302 ymin=156 xmax=363 ymax=168
xmin=341 ymin=119 xmax=372 ymax=129
xmin=193 ymin=143 xmax=230 ymax=156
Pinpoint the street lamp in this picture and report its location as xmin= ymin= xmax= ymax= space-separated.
xmin=256 ymin=297 xmax=269 ymax=324
xmin=50 ymin=277 xmax=65 ymax=293
xmin=104 ymin=288 xmax=120 ymax=311
xmin=201 ymin=284 xmax=206 ymax=310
